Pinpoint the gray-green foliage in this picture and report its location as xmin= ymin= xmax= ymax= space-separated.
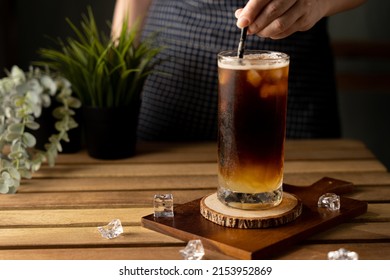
xmin=0 ymin=66 xmax=81 ymax=194
xmin=37 ymin=7 xmax=163 ymax=108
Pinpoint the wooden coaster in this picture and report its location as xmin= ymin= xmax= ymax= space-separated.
xmin=200 ymin=192 xmax=302 ymax=228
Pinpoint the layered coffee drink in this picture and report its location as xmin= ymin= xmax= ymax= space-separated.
xmin=217 ymin=50 xmax=289 ymax=209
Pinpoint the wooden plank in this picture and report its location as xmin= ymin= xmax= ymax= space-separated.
xmin=0 ymin=208 xmax=153 ymax=227
xmin=285 ymin=160 xmax=386 ymax=173
xmin=285 ymin=148 xmax=375 ymax=161
xmin=284 ymin=172 xmax=390 ymax=187
xmin=0 ymin=204 xmax=387 ymax=228
xmin=0 ymin=222 xmax=387 ymax=256
xmin=0 ymin=226 xmax=183 ymax=248
xmin=21 ymin=176 xmax=219 ymax=193
xmin=0 ymin=239 xmax=383 ymax=261
xmin=346 ymin=185 xmax=390 ymax=203
xmin=355 ymin=204 xmax=390 ymax=222
xmin=52 ymin=139 xmax=374 ymax=164
xmin=15 ymin=172 xmax=390 ymax=194
xmin=309 ymin=222 xmax=390 ymax=241
xmin=0 ymin=190 xmax=215 ymax=210
xmin=53 ymin=148 xmax=375 ymax=164
xmin=3 ymin=182 xmax=389 ymax=211
xmin=33 ymin=160 xmax=386 ymax=179
xmin=0 ymin=247 xmax=235 ymax=260
xmin=34 ymin=163 xmax=218 ymax=178
xmin=277 ymin=242 xmax=390 ymax=260
xmin=0 ymin=243 xmax=388 ymax=260
xmin=0 ymin=204 xmax=387 ymax=229
xmin=2 ymin=185 xmax=390 ymax=210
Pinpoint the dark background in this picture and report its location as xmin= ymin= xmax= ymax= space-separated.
xmin=1 ymin=0 xmax=389 ymax=169
xmin=0 ymin=0 xmax=115 ymax=70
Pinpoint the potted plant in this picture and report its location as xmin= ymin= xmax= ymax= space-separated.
xmin=37 ymin=7 xmax=163 ymax=159
xmin=0 ymin=66 xmax=81 ymax=194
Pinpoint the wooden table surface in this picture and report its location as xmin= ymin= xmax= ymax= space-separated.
xmin=0 ymin=139 xmax=389 ymax=260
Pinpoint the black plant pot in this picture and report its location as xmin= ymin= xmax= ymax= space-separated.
xmin=83 ymin=105 xmax=140 ymax=160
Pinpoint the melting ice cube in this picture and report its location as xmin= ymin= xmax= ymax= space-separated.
xmin=154 ymin=194 xmax=174 ymax=218
xmin=328 ymin=248 xmax=359 ymax=260
xmin=97 ymin=219 xmax=124 ymax=239
xmin=318 ymin=193 xmax=340 ymax=211
xmin=180 ymin=240 xmax=205 ymax=260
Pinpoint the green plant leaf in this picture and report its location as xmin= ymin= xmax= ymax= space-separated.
xmin=67 ymin=118 xmax=78 ymax=129
xmin=18 ymin=169 xmax=32 ymax=179
xmin=67 ymin=97 xmax=82 ymax=108
xmin=0 ymin=170 xmax=18 ymax=194
xmin=25 ymin=121 xmax=40 ymax=130
xmin=7 ymin=167 xmax=21 ymax=181
xmin=45 ymin=149 xmax=57 ymax=167
xmin=10 ymin=141 xmax=22 ymax=153
xmin=0 ymin=182 xmax=10 ymax=194
xmin=7 ymin=123 xmax=24 ymax=134
xmin=54 ymin=120 xmax=66 ymax=131
xmin=8 ymin=151 xmax=24 ymax=160
xmin=52 ymin=107 xmax=66 ymax=119
xmin=60 ymin=131 xmax=70 ymax=142
xmin=21 ymin=132 xmax=36 ymax=148
xmin=35 ymin=6 xmax=163 ymax=108
xmin=5 ymin=132 xmax=21 ymax=142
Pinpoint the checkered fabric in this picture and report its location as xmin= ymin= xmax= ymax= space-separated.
xmin=138 ymin=0 xmax=341 ymax=140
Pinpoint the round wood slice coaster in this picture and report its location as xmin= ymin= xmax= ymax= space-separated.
xmin=200 ymin=192 xmax=302 ymax=229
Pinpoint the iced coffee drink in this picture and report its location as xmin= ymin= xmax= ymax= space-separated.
xmin=217 ymin=50 xmax=289 ymax=210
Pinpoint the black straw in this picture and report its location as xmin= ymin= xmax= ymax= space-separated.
xmin=237 ymin=27 xmax=248 ymax=58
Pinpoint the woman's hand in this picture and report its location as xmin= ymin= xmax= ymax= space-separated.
xmin=235 ymin=0 xmax=366 ymax=39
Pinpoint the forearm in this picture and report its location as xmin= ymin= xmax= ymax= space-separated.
xmin=323 ymin=0 xmax=367 ymax=17
xmin=112 ymin=0 xmax=152 ymax=38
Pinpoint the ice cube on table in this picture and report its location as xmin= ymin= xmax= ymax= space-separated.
xmin=154 ymin=194 xmax=174 ymax=218
xmin=180 ymin=240 xmax=205 ymax=260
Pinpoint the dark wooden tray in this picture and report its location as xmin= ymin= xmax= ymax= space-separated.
xmin=141 ymin=177 xmax=367 ymax=259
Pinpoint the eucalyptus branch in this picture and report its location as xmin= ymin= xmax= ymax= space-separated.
xmin=0 ymin=66 xmax=81 ymax=194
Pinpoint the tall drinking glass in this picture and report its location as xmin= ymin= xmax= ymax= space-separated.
xmin=217 ymin=50 xmax=289 ymax=210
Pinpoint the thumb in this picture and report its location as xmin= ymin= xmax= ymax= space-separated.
xmin=235 ymin=9 xmax=250 ymax=28
xmin=236 ymin=0 xmax=270 ymax=28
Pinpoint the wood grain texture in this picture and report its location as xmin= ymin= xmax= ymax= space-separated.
xmin=0 ymin=139 xmax=388 ymax=260
xmin=0 ymin=226 xmax=182 ymax=248
xmin=200 ymin=192 xmax=302 ymax=228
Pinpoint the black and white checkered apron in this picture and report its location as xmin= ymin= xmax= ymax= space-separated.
xmin=138 ymin=0 xmax=341 ymax=140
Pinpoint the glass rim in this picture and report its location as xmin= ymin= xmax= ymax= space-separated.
xmin=218 ymin=50 xmax=289 ymax=61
